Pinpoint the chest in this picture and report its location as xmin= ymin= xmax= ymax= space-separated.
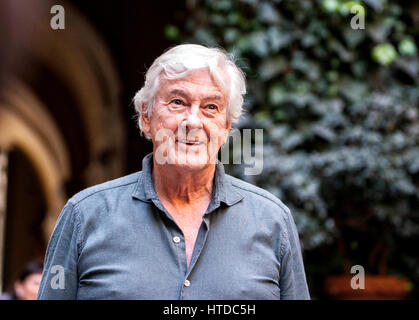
xmin=160 ymin=199 xmax=210 ymax=263
xmin=76 ymin=203 xmax=283 ymax=299
xmin=172 ymin=212 xmax=204 ymax=266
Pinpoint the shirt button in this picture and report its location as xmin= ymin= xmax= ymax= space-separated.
xmin=173 ymin=236 xmax=181 ymax=244
xmin=184 ymin=280 xmax=190 ymax=287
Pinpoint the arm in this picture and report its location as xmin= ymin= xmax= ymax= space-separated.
xmin=37 ymin=201 xmax=80 ymax=299
xmin=278 ymin=207 xmax=311 ymax=300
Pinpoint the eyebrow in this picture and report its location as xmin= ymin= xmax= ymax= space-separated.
xmin=203 ymin=95 xmax=223 ymax=101
xmin=168 ymin=89 xmax=189 ymax=99
xmin=168 ymin=90 xmax=223 ymax=102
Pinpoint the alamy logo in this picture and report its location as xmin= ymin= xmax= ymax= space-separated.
xmin=50 ymin=265 xmax=65 ymax=289
xmin=154 ymin=128 xmax=264 ymax=176
xmin=50 ymin=5 xmax=65 ymax=30
xmin=350 ymin=4 xmax=365 ymax=30
xmin=350 ymin=265 xmax=365 ymax=290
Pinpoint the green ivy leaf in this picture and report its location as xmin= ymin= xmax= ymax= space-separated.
xmin=399 ymin=38 xmax=418 ymax=56
xmin=321 ymin=0 xmax=339 ymax=13
xmin=164 ymin=25 xmax=179 ymax=41
xmin=372 ymin=43 xmax=398 ymax=65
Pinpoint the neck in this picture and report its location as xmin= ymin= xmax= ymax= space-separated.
xmin=152 ymin=161 xmax=216 ymax=206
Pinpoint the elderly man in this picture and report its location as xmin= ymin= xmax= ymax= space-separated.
xmin=37 ymin=44 xmax=310 ymax=300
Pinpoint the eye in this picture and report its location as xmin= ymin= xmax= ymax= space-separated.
xmin=206 ymin=104 xmax=218 ymax=110
xmin=171 ymin=99 xmax=184 ymax=105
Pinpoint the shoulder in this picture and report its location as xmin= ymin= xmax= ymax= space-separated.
xmin=68 ymin=171 xmax=141 ymax=207
xmin=224 ymin=174 xmax=297 ymax=254
xmin=225 ymin=174 xmax=291 ymax=218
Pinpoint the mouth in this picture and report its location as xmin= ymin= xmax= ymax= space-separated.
xmin=176 ymin=139 xmax=205 ymax=146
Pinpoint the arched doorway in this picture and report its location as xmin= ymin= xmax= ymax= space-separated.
xmin=0 ymin=0 xmax=125 ymax=291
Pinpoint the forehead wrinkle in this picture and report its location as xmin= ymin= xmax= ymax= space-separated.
xmin=163 ymin=81 xmax=226 ymax=102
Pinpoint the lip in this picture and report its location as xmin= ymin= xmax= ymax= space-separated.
xmin=176 ymin=139 xmax=205 ymax=146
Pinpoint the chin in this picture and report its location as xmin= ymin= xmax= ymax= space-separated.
xmin=174 ymin=162 xmax=207 ymax=172
xmin=173 ymin=150 xmax=215 ymax=170
xmin=155 ymin=144 xmax=219 ymax=169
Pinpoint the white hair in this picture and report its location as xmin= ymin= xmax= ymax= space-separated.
xmin=133 ymin=44 xmax=246 ymax=139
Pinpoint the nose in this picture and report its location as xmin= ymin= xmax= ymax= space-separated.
xmin=183 ymin=104 xmax=203 ymax=130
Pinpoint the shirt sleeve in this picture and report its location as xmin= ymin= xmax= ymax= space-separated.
xmin=278 ymin=207 xmax=311 ymax=300
xmin=37 ymin=201 xmax=81 ymax=300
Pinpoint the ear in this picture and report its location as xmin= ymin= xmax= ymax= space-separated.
xmin=141 ymin=103 xmax=151 ymax=135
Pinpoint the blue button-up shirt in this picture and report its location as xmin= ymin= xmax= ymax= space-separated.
xmin=37 ymin=153 xmax=310 ymax=299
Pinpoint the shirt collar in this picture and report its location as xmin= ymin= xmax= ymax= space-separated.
xmin=132 ymin=153 xmax=243 ymax=208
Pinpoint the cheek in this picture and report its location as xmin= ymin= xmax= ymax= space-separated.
xmin=206 ymin=119 xmax=229 ymax=144
xmin=214 ymin=114 xmax=229 ymax=132
xmin=151 ymin=112 xmax=181 ymax=136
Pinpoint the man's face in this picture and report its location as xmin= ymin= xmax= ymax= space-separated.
xmin=142 ymin=68 xmax=231 ymax=170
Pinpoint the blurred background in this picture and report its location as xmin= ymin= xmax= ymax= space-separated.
xmin=0 ymin=0 xmax=418 ymax=299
